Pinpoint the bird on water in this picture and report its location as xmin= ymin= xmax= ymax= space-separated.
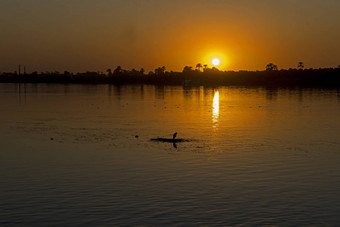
xmin=173 ymin=132 xmax=177 ymax=140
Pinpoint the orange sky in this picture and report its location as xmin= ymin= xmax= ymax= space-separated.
xmin=1 ymin=0 xmax=340 ymax=73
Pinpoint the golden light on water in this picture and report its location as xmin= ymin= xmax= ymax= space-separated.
xmin=212 ymin=90 xmax=220 ymax=124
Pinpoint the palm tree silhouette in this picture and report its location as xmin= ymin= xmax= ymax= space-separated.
xmin=203 ymin=64 xmax=208 ymax=71
xmin=196 ymin=63 xmax=202 ymax=72
xmin=298 ymin=62 xmax=304 ymax=69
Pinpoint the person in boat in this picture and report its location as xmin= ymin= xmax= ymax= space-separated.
xmin=173 ymin=132 xmax=177 ymax=140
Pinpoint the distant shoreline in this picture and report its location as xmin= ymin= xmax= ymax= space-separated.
xmin=1 ymin=68 xmax=340 ymax=88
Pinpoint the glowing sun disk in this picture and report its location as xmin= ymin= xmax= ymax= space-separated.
xmin=212 ymin=58 xmax=220 ymax=66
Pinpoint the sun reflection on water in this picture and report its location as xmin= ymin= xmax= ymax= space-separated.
xmin=212 ymin=90 xmax=219 ymax=125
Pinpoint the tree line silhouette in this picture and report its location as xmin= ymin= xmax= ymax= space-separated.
xmin=1 ymin=63 xmax=340 ymax=87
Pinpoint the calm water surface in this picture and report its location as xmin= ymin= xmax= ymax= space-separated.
xmin=1 ymin=83 xmax=340 ymax=226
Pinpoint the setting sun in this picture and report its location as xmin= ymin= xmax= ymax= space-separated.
xmin=212 ymin=58 xmax=220 ymax=66
xmin=201 ymin=50 xmax=229 ymax=70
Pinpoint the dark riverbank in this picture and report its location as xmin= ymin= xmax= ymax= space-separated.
xmin=1 ymin=68 xmax=340 ymax=88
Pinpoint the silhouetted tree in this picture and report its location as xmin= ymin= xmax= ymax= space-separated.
xmin=113 ymin=66 xmax=122 ymax=75
xmin=266 ymin=63 xmax=278 ymax=71
xmin=298 ymin=62 xmax=304 ymax=69
xmin=140 ymin=68 xmax=145 ymax=75
xmin=155 ymin=66 xmax=166 ymax=75
xmin=204 ymin=67 xmax=220 ymax=73
xmin=196 ymin=63 xmax=202 ymax=71
xmin=130 ymin=68 xmax=139 ymax=76
xmin=2 ymin=64 xmax=340 ymax=87
xmin=203 ymin=64 xmax=208 ymax=71
xmin=182 ymin=66 xmax=193 ymax=73
xmin=210 ymin=67 xmax=220 ymax=72
xmin=106 ymin=68 xmax=112 ymax=76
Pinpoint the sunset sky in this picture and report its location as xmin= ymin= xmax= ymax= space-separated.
xmin=1 ymin=0 xmax=340 ymax=73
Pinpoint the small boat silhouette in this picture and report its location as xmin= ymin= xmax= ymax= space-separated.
xmin=150 ymin=133 xmax=189 ymax=143
xmin=150 ymin=138 xmax=188 ymax=143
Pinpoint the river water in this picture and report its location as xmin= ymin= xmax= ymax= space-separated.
xmin=1 ymin=83 xmax=340 ymax=226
